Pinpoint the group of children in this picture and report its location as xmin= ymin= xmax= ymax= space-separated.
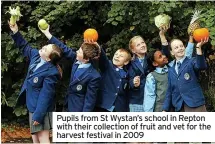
xmin=9 ymin=21 xmax=208 ymax=143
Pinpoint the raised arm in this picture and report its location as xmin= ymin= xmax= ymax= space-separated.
xmin=98 ymin=46 xmax=111 ymax=73
xmin=193 ymin=38 xmax=208 ymax=70
xmin=40 ymin=25 xmax=76 ymax=60
xmin=159 ymin=25 xmax=172 ymax=61
xmin=185 ymin=36 xmax=194 ymax=59
xmin=9 ymin=23 xmax=38 ymax=60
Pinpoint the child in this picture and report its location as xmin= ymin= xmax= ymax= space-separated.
xmin=94 ymin=46 xmax=132 ymax=112
xmin=128 ymin=26 xmax=171 ymax=112
xmin=162 ymin=38 xmax=208 ymax=112
xmin=9 ymin=22 xmax=63 ymax=143
xmin=143 ymin=36 xmax=195 ymax=112
xmin=40 ymin=26 xmax=101 ymax=112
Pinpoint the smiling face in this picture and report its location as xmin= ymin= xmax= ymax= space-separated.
xmin=129 ymin=36 xmax=147 ymax=57
xmin=39 ymin=44 xmax=54 ymax=61
xmin=153 ymin=50 xmax=168 ymax=67
xmin=170 ymin=39 xmax=185 ymax=60
xmin=112 ymin=49 xmax=131 ymax=68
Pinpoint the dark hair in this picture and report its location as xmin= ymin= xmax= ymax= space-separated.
xmin=81 ymin=43 xmax=100 ymax=60
xmin=147 ymin=49 xmax=160 ymax=72
xmin=49 ymin=44 xmax=63 ymax=78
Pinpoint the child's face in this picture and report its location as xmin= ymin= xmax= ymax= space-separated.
xmin=153 ymin=51 xmax=168 ymax=67
xmin=39 ymin=44 xmax=54 ymax=61
xmin=170 ymin=40 xmax=185 ymax=59
xmin=112 ymin=50 xmax=129 ymax=68
xmin=76 ymin=47 xmax=89 ymax=62
xmin=131 ymin=37 xmax=147 ymax=56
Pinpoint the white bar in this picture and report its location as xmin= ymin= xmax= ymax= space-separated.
xmin=52 ymin=112 xmax=215 ymax=143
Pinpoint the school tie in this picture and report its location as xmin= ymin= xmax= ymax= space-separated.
xmin=177 ymin=61 xmax=181 ymax=74
xmin=29 ymin=58 xmax=41 ymax=73
xmin=139 ymin=58 xmax=144 ymax=67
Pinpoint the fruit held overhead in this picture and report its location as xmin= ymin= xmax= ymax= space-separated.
xmin=84 ymin=28 xmax=98 ymax=42
xmin=38 ymin=19 xmax=48 ymax=30
xmin=193 ymin=28 xmax=209 ymax=42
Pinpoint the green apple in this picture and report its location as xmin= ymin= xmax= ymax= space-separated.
xmin=38 ymin=19 xmax=48 ymax=30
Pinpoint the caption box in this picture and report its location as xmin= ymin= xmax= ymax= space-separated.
xmin=53 ymin=112 xmax=215 ymax=142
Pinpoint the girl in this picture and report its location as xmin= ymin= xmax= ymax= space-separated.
xmin=9 ymin=22 xmax=63 ymax=143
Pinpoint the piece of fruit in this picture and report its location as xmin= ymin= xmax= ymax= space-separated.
xmin=38 ymin=19 xmax=48 ymax=30
xmin=83 ymin=28 xmax=98 ymax=42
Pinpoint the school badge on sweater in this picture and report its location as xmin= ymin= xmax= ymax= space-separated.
xmin=33 ymin=77 xmax=38 ymax=83
xmin=184 ymin=73 xmax=190 ymax=80
xmin=76 ymin=85 xmax=82 ymax=91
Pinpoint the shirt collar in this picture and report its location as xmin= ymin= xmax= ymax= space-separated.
xmin=176 ymin=56 xmax=186 ymax=64
xmin=155 ymin=65 xmax=168 ymax=74
xmin=76 ymin=61 xmax=91 ymax=68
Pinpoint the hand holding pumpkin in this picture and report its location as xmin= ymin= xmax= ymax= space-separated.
xmin=196 ymin=37 xmax=209 ymax=48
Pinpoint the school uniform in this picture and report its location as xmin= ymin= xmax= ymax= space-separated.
xmin=49 ymin=36 xmax=101 ymax=112
xmin=95 ymin=48 xmax=129 ymax=112
xmin=143 ymin=42 xmax=194 ymax=112
xmin=11 ymin=32 xmax=60 ymax=131
xmin=162 ymin=55 xmax=207 ymax=112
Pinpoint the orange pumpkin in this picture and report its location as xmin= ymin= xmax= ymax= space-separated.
xmin=83 ymin=28 xmax=98 ymax=42
xmin=193 ymin=28 xmax=209 ymax=42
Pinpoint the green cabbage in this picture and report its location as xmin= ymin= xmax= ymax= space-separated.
xmin=6 ymin=6 xmax=22 ymax=25
xmin=154 ymin=14 xmax=171 ymax=28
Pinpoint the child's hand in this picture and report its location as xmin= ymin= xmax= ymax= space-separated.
xmin=196 ymin=37 xmax=209 ymax=48
xmin=39 ymin=24 xmax=50 ymax=34
xmin=8 ymin=21 xmax=18 ymax=34
xmin=133 ymin=76 xmax=140 ymax=87
xmin=159 ymin=25 xmax=169 ymax=36
xmin=84 ymin=39 xmax=101 ymax=54
xmin=33 ymin=120 xmax=40 ymax=125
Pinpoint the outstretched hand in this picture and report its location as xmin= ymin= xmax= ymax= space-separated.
xmin=8 ymin=21 xmax=18 ymax=34
xmin=159 ymin=24 xmax=169 ymax=36
xmin=38 ymin=24 xmax=50 ymax=34
xmin=196 ymin=37 xmax=209 ymax=48
xmin=84 ymin=39 xmax=101 ymax=51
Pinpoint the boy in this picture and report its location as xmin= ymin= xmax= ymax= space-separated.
xmin=162 ymin=38 xmax=208 ymax=112
xmin=40 ymin=26 xmax=101 ymax=112
xmin=94 ymin=46 xmax=132 ymax=112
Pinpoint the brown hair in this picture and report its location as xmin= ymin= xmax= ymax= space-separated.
xmin=81 ymin=43 xmax=100 ymax=60
xmin=117 ymin=48 xmax=132 ymax=62
xmin=49 ymin=44 xmax=63 ymax=78
xmin=129 ymin=35 xmax=144 ymax=51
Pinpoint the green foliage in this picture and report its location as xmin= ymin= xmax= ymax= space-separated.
xmin=1 ymin=1 xmax=215 ymax=121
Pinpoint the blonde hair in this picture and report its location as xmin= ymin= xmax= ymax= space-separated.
xmin=129 ymin=35 xmax=144 ymax=51
xmin=117 ymin=48 xmax=132 ymax=62
xmin=170 ymin=39 xmax=183 ymax=50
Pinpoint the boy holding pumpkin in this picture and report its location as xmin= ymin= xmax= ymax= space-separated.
xmin=40 ymin=26 xmax=101 ymax=112
xmin=162 ymin=37 xmax=209 ymax=112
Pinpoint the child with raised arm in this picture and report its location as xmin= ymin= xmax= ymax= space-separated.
xmin=9 ymin=22 xmax=63 ymax=143
xmin=143 ymin=32 xmax=195 ymax=112
xmin=128 ymin=26 xmax=172 ymax=112
xmin=94 ymin=45 xmax=132 ymax=112
xmin=162 ymin=38 xmax=208 ymax=112
xmin=40 ymin=26 xmax=101 ymax=112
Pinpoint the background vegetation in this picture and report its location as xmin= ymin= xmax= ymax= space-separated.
xmin=1 ymin=1 xmax=215 ymax=122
